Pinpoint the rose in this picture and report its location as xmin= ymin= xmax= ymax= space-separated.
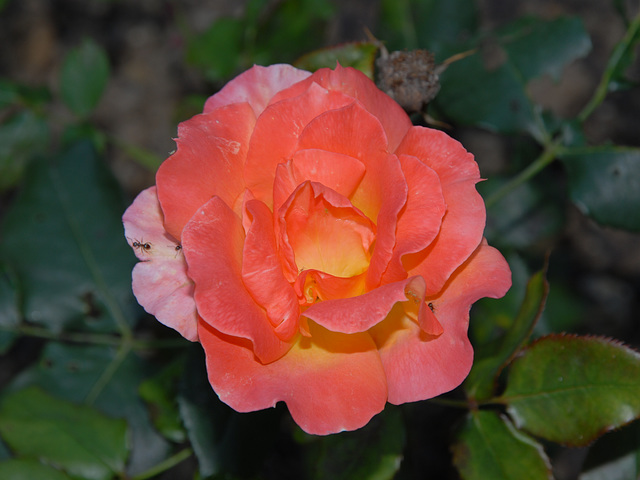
xmin=123 ymin=64 xmax=511 ymax=435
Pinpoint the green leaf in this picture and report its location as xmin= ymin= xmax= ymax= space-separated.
xmin=560 ymin=146 xmax=640 ymax=232
xmin=436 ymin=54 xmax=537 ymax=133
xmin=306 ymin=407 xmax=405 ymax=480
xmin=0 ymin=142 xmax=138 ymax=333
xmin=465 ymin=267 xmax=549 ymax=401
xmin=0 ymin=387 xmax=128 ymax=480
xmin=0 ymin=110 xmax=50 ymax=192
xmin=139 ymin=357 xmax=187 ymax=443
xmin=498 ymin=16 xmax=591 ymax=81
xmin=481 ymin=173 xmax=566 ymax=250
xmin=0 ymin=263 xmax=19 ymax=354
xmin=186 ymin=17 xmax=245 ymax=82
xmin=0 ymin=459 xmax=73 ymax=480
xmin=0 ymin=79 xmax=50 ymax=110
xmin=250 ymin=0 xmax=335 ymax=66
xmin=602 ymin=13 xmax=640 ymax=91
xmin=60 ymin=38 xmax=110 ymax=117
xmin=451 ymin=410 xmax=552 ymax=480
xmin=8 ymin=342 xmax=171 ymax=476
xmin=580 ymin=421 xmax=640 ymax=480
xmin=436 ymin=16 xmax=591 ymax=134
xmin=177 ymin=344 xmax=281 ymax=478
xmin=294 ymin=42 xmax=379 ymax=79
xmin=378 ymin=0 xmax=477 ymax=56
xmin=500 ymin=335 xmax=640 ymax=446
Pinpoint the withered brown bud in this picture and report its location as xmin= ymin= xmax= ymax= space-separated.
xmin=376 ymin=49 xmax=441 ymax=113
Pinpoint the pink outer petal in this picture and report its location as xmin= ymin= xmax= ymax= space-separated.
xmin=242 ymin=199 xmax=300 ymax=342
xmin=395 ymin=127 xmax=485 ymax=295
xmin=371 ymin=241 xmax=511 ymax=405
xmin=381 ymin=154 xmax=446 ymax=284
xmin=122 ymin=187 xmax=198 ymax=341
xmin=198 ymin=319 xmax=388 ymax=435
xmin=182 ymin=196 xmax=292 ymax=364
xmin=302 ymin=276 xmax=427 ymax=334
xmin=156 ymin=103 xmax=255 ymax=240
xmin=244 ymin=83 xmax=355 ymax=206
xmin=203 ymin=64 xmax=312 ymax=117
xmin=271 ymin=65 xmax=413 ymax=151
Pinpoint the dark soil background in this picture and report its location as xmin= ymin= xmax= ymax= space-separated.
xmin=1 ymin=1 xmax=639 ymax=479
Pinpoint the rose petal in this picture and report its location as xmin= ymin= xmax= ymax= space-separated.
xmin=198 ymin=319 xmax=388 ymax=435
xmin=303 ymin=275 xmax=430 ymax=334
xmin=271 ymin=64 xmax=413 ymax=151
xmin=182 ymin=196 xmax=291 ymax=364
xmin=156 ymin=103 xmax=255 ymax=239
xmin=242 ymin=198 xmax=300 ymax=341
xmin=381 ymin=154 xmax=446 ymax=284
xmin=295 ymin=102 xmax=407 ymax=289
xmin=395 ymin=126 xmax=481 ymax=184
xmin=203 ymin=64 xmax=312 ymax=117
xmin=371 ymin=241 xmax=511 ymax=405
xmin=122 ymin=187 xmax=197 ymax=341
xmin=395 ymin=127 xmax=485 ymax=295
xmin=295 ymin=270 xmax=366 ymax=304
xmin=279 ymin=181 xmax=375 ymax=279
xmin=405 ymin=178 xmax=486 ymax=295
xmin=244 ymin=82 xmax=354 ymax=206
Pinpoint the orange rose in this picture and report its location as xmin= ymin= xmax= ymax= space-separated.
xmin=123 ymin=64 xmax=511 ymax=434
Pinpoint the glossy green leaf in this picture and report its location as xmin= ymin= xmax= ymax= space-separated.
xmin=0 ymin=110 xmax=50 ymax=192
xmin=580 ymin=421 xmax=640 ymax=480
xmin=561 ymin=147 xmax=640 ymax=232
xmin=0 ymin=459 xmax=73 ymax=480
xmin=177 ymin=345 xmax=281 ymax=478
xmin=452 ymin=410 xmax=552 ymax=480
xmin=307 ymin=407 xmax=405 ymax=480
xmin=294 ymin=42 xmax=379 ymax=78
xmin=139 ymin=357 xmax=187 ymax=443
xmin=465 ymin=267 xmax=549 ymax=401
xmin=8 ymin=342 xmax=171 ymax=476
xmin=501 ymin=335 xmax=640 ymax=446
xmin=60 ymin=39 xmax=109 ymax=117
xmin=0 ymin=142 xmax=138 ymax=333
xmin=499 ymin=16 xmax=591 ymax=81
xmin=0 ymin=387 xmax=128 ymax=480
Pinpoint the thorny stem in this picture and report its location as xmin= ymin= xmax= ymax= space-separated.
xmin=577 ymin=11 xmax=640 ymax=123
xmin=131 ymin=448 xmax=194 ymax=480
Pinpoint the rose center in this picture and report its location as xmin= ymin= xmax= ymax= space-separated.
xmin=283 ymin=182 xmax=375 ymax=278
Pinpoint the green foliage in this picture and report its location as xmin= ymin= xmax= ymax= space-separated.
xmin=501 ymin=335 xmax=640 ymax=446
xmin=0 ymin=387 xmax=128 ymax=480
xmin=0 ymin=459 xmax=73 ymax=480
xmin=0 ymin=142 xmax=138 ymax=334
xmin=561 ymin=147 xmax=640 ymax=232
xmin=465 ymin=267 xmax=549 ymax=401
xmin=60 ymin=39 xmax=110 ymax=118
xmin=306 ymin=407 xmax=405 ymax=480
xmin=295 ymin=42 xmax=379 ymax=78
xmin=452 ymin=410 xmax=552 ymax=480
xmin=580 ymin=422 xmax=640 ymax=480
xmin=0 ymin=110 xmax=50 ymax=192
xmin=8 ymin=342 xmax=171 ymax=475
xmin=186 ymin=0 xmax=335 ymax=82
